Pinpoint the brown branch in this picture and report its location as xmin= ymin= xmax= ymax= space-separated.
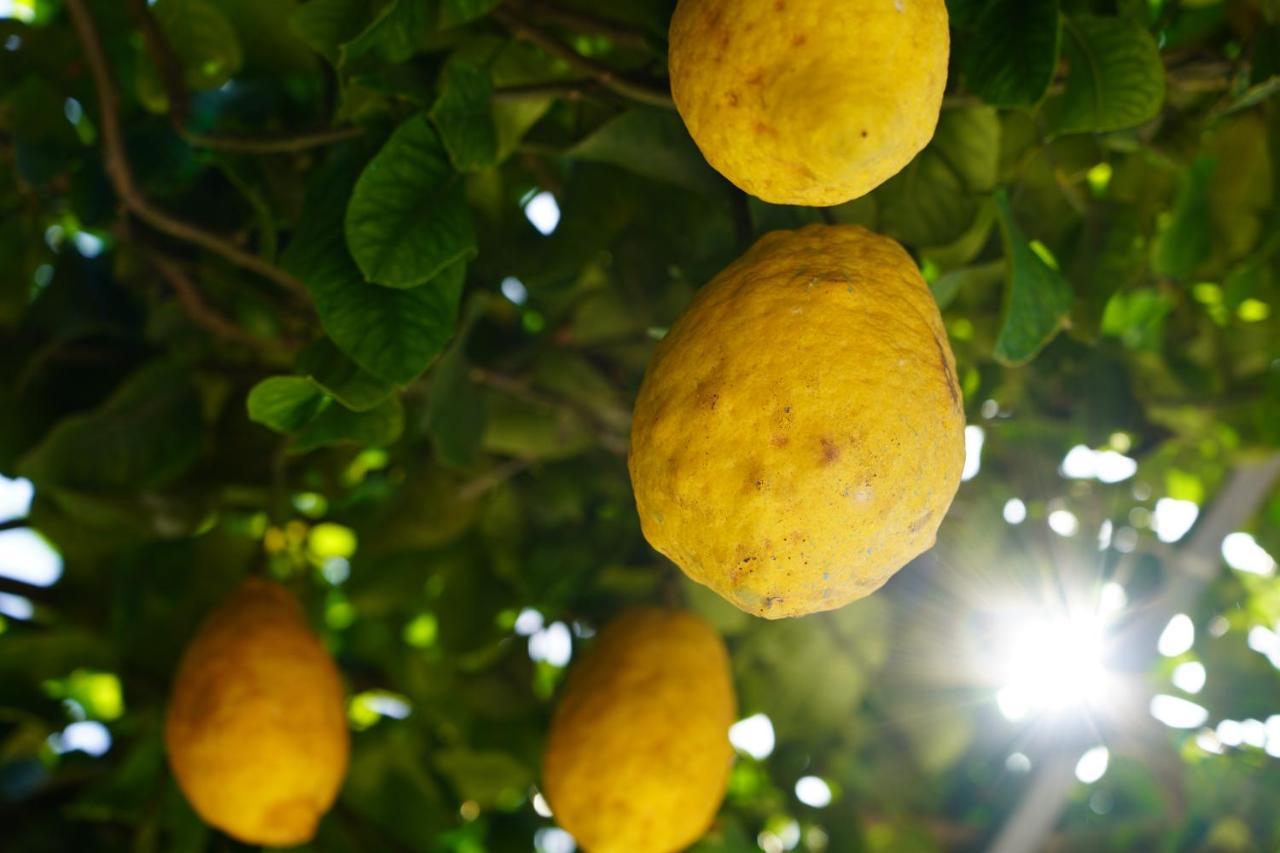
xmin=66 ymin=0 xmax=311 ymax=302
xmin=149 ymin=254 xmax=293 ymax=354
xmin=458 ymin=457 xmax=534 ymax=501
xmin=182 ymin=126 xmax=365 ymax=154
xmin=504 ymin=0 xmax=652 ymax=50
xmin=492 ymin=7 xmax=675 ymax=110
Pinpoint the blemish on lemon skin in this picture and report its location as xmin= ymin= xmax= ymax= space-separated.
xmin=820 ymin=438 xmax=841 ymax=465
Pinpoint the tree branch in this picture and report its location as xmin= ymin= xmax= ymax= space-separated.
xmin=491 ymin=7 xmax=675 ymax=110
xmin=0 ymin=518 xmax=28 ymax=533
xmin=504 ymin=0 xmax=653 ymax=50
xmin=65 ymin=0 xmax=311 ymax=303
xmin=149 ymin=254 xmax=294 ymax=354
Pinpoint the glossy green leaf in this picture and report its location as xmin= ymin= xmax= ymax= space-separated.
xmin=291 ymin=0 xmax=376 ymax=62
xmin=246 ymin=376 xmax=328 ymax=433
xmin=297 ymin=338 xmax=397 ymax=412
xmin=992 ymin=191 xmax=1074 ymax=365
xmin=292 ymin=395 xmax=405 ymax=452
xmin=429 ymin=62 xmax=498 ymax=172
xmin=284 ymin=147 xmax=466 ymax=386
xmin=1056 ymin=15 xmax=1165 ymax=134
xmin=340 ymin=0 xmax=434 ymax=64
xmin=962 ymin=0 xmax=1061 ymax=107
xmin=346 ymin=115 xmax=476 ymax=288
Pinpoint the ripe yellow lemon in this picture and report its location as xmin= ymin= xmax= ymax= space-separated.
xmin=542 ymin=609 xmax=735 ymax=853
xmin=165 ymin=579 xmax=349 ymax=846
xmin=629 ymin=225 xmax=965 ymax=619
xmin=668 ymin=0 xmax=950 ymax=206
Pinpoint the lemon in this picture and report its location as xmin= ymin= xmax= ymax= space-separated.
xmin=668 ymin=0 xmax=950 ymax=206
xmin=165 ymin=579 xmax=349 ymax=846
xmin=542 ymin=608 xmax=736 ymax=853
xmin=629 ymin=225 xmax=965 ymax=619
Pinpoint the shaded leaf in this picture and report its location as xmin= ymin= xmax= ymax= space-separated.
xmin=569 ymin=108 xmax=723 ymax=194
xmin=297 ymin=338 xmax=397 ymax=412
xmin=291 ymin=0 xmax=377 ymax=63
xmin=438 ymin=0 xmax=500 ymax=29
xmin=292 ymin=395 xmax=405 ymax=453
xmin=992 ymin=191 xmax=1074 ymax=365
xmin=346 ymin=115 xmax=475 ymax=288
xmin=284 ymin=146 xmax=465 ymax=385
xmin=429 ymin=62 xmax=498 ymax=172
xmin=962 ymin=0 xmax=1061 ymax=107
xmin=1151 ymin=156 xmax=1216 ymax=279
xmin=341 ymin=0 xmax=434 ymax=65
xmin=1056 ymin=15 xmax=1165 ymax=134
xmin=246 ymin=376 xmax=328 ymax=433
xmin=153 ymin=0 xmax=244 ymax=90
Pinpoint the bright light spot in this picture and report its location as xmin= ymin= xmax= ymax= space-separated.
xmin=64 ymin=97 xmax=84 ymax=125
xmin=1172 ymin=661 xmax=1206 ymax=694
xmin=1002 ymin=498 xmax=1026 ymax=525
xmin=1074 ymin=746 xmax=1109 ymax=784
xmin=532 ymin=789 xmax=553 ymax=817
xmin=0 ymin=0 xmax=35 ymax=23
xmin=0 ymin=473 xmax=32 ymax=522
xmin=1048 ymin=509 xmax=1079 ymax=537
xmin=777 ymin=821 xmax=801 ymax=850
xmin=1099 ymin=581 xmax=1127 ymax=617
xmin=1061 ymin=445 xmax=1096 ymax=478
xmin=535 ymin=827 xmax=576 ymax=853
xmin=1153 ymin=498 xmax=1198 ymax=543
xmin=1149 ymin=694 xmax=1208 ymax=729
xmin=1217 ymin=719 xmax=1244 ymax=747
xmin=44 ymin=224 xmax=63 ymax=251
xmin=321 ymin=557 xmax=349 ymax=585
xmin=524 ymin=191 xmax=561 ymax=235
xmin=1059 ymin=446 xmax=1137 ymax=483
xmin=996 ymin=614 xmax=1107 ymax=720
xmin=1196 ymin=729 xmax=1224 ymax=754
xmin=514 ymin=607 xmax=544 ymax=636
xmin=501 ymin=276 xmax=528 ymax=305
xmin=1222 ymin=532 xmax=1275 ymax=576
xmin=365 ymin=693 xmax=410 ymax=719
xmin=1158 ymin=614 xmax=1194 ymax=657
xmin=0 ymin=592 xmax=33 ymax=620
xmin=1241 ymin=718 xmax=1267 ymax=749
xmin=1098 ymin=519 xmax=1114 ymax=550
xmin=1247 ymin=625 xmax=1280 ymax=669
xmin=1005 ymin=752 xmax=1032 ymax=773
xmin=1266 ymin=716 xmax=1280 ymax=758
xmin=349 ymin=690 xmax=412 ymax=729
xmin=962 ymin=426 xmax=984 ymax=481
xmin=4 ymin=33 xmax=20 ymax=51
xmin=795 ymin=776 xmax=832 ymax=808
xmin=529 ymin=621 xmax=572 ymax=667
xmin=980 ymin=399 xmax=999 ymax=419
xmin=1113 ymin=526 xmax=1138 ymax=553
xmin=729 ymin=713 xmax=775 ymax=759
xmin=51 ymin=721 xmax=112 ymax=757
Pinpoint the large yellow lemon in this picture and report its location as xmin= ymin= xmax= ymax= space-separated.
xmin=629 ymin=225 xmax=965 ymax=619
xmin=668 ymin=0 xmax=950 ymax=206
xmin=542 ymin=609 xmax=736 ymax=853
xmin=165 ymin=579 xmax=349 ymax=846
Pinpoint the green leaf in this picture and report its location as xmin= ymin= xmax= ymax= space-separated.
xmin=346 ymin=115 xmax=476 ymax=288
xmin=1055 ymin=16 xmax=1165 ymax=134
xmin=1151 ymin=156 xmax=1216 ymax=279
xmin=876 ymin=106 xmax=999 ymax=247
xmin=246 ymin=376 xmax=328 ymax=433
xmin=438 ymin=0 xmax=500 ymax=28
xmin=285 ymin=146 xmax=466 ymax=385
xmin=292 ymin=395 xmax=405 ymax=453
xmin=433 ymin=749 xmax=532 ymax=809
xmin=962 ymin=0 xmax=1061 ymax=108
xmin=18 ymin=363 xmax=203 ymax=491
xmin=340 ymin=0 xmax=435 ymax=65
xmin=992 ymin=191 xmax=1074 ymax=365
xmin=569 ymin=108 xmax=723 ymax=194
xmin=426 ymin=343 xmax=486 ymax=468
xmin=297 ymin=338 xmax=397 ymax=412
xmin=291 ymin=0 xmax=377 ymax=63
xmin=153 ymin=0 xmax=244 ymax=90
xmin=429 ymin=62 xmax=498 ymax=172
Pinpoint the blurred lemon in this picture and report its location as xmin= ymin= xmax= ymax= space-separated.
xmin=542 ymin=609 xmax=735 ymax=852
xmin=629 ymin=225 xmax=965 ymax=618
xmin=668 ymin=0 xmax=949 ymax=206
xmin=165 ymin=579 xmax=349 ymax=846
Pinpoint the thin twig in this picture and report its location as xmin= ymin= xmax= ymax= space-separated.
xmin=505 ymin=0 xmax=653 ymax=50
xmin=65 ymin=0 xmax=311 ymax=303
xmin=182 ymin=126 xmax=365 ymax=154
xmin=458 ymin=457 xmax=534 ymax=501
xmin=494 ymin=80 xmax=608 ymax=103
xmin=470 ymin=367 xmax=629 ymax=454
xmin=492 ymin=7 xmax=675 ymax=110
xmin=149 ymin=254 xmax=293 ymax=353
xmin=0 ymin=518 xmax=28 ymax=533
